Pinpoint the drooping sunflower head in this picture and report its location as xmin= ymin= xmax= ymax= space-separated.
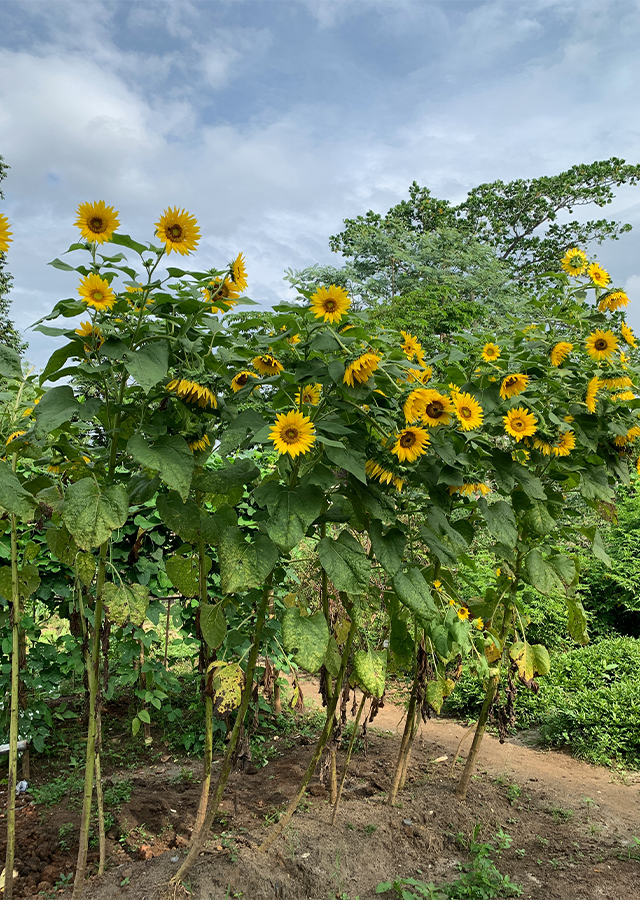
xmin=585 ymin=329 xmax=618 ymax=361
xmin=229 ymin=252 xmax=248 ymax=293
xmin=533 ymin=436 xmax=553 ymax=456
xmin=0 ymin=213 xmax=13 ymax=253
xmin=188 ymin=434 xmax=211 ymax=453
xmin=587 ymin=262 xmax=610 ymax=288
xmin=552 ymin=430 xmax=576 ymax=457
xmin=252 ymin=354 xmax=284 ymax=376
xmin=452 ymin=391 xmax=484 ymax=431
xmin=598 ymin=290 xmax=629 ymax=313
xmin=343 ymin=352 xmax=381 ymax=387
xmin=6 ymin=430 xmax=26 ymax=446
xmin=269 ymin=410 xmax=316 ymax=458
xmin=295 ymin=383 xmax=322 ymax=406
xmin=503 ymin=407 xmax=537 ymax=442
xmin=231 ymin=370 xmax=259 ymax=393
xmin=365 ymin=459 xmax=404 ymax=492
xmin=391 ymin=426 xmax=430 ymax=463
xmin=561 ymin=248 xmax=587 ymax=276
xmin=621 ymin=322 xmax=637 ymax=347
xmin=155 ymin=207 xmax=200 ymax=255
xmin=75 ymin=320 xmax=104 ymax=353
xmin=78 ymin=273 xmax=117 ymax=312
xmin=499 ymin=373 xmax=529 ymax=400
xmin=74 ymin=200 xmax=120 ymax=244
xmin=550 ymin=341 xmax=573 ymax=367
xmin=481 ymin=343 xmax=500 ymax=362
xmin=166 ymin=378 xmax=217 ymax=409
xmin=310 ymin=285 xmax=351 ymax=324
xmin=400 ymin=330 xmax=423 ymax=360
xmin=449 ymin=482 xmax=491 ymax=497
xmin=406 ymin=365 xmax=433 ymax=384
xmin=585 ymin=376 xmax=601 ymax=413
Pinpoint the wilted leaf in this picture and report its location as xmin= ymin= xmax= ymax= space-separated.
xmin=353 ymin=649 xmax=387 ymax=698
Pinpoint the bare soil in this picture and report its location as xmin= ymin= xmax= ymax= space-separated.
xmin=1 ymin=687 xmax=639 ymax=900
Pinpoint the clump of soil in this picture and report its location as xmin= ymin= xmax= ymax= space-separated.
xmin=1 ymin=702 xmax=639 ymax=899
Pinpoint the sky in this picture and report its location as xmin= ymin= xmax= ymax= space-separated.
xmin=2 ymin=0 xmax=640 ymax=369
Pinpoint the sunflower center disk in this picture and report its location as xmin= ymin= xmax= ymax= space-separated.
xmin=426 ymin=402 xmax=443 ymax=419
xmin=92 ymin=292 xmax=103 ymax=301
xmin=460 ymin=407 xmax=472 ymax=419
xmin=324 ymin=300 xmax=337 ymax=312
xmin=595 ymin=340 xmax=607 ymax=351
xmin=513 ymin=419 xmax=524 ymax=431
xmin=284 ymin=428 xmax=300 ymax=444
xmin=168 ymin=225 xmax=183 ymax=240
xmin=400 ymin=433 xmax=416 ymax=448
xmin=89 ymin=217 xmax=105 ymax=233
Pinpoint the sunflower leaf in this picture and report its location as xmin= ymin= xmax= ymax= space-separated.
xmin=127 ymin=434 xmax=194 ymax=501
xmin=317 ymin=531 xmax=371 ymax=594
xmin=62 ymin=479 xmax=129 ymax=550
xmin=282 ymin=608 xmax=329 ymax=674
xmin=123 ymin=341 xmax=169 ymax=394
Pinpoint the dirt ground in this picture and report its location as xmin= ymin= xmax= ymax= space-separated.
xmin=1 ymin=687 xmax=639 ymax=900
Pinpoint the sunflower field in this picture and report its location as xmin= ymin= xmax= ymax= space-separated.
xmin=0 ymin=204 xmax=639 ymax=898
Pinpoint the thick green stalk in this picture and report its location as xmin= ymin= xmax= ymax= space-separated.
xmin=4 ymin=503 xmax=20 ymax=900
xmin=258 ymin=616 xmax=358 ymax=853
xmin=388 ymin=623 xmax=420 ymax=805
xmin=331 ymin=692 xmax=366 ymax=826
xmin=172 ymin=577 xmax=273 ymax=885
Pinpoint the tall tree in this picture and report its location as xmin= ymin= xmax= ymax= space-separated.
xmin=0 ymin=156 xmax=25 ymax=353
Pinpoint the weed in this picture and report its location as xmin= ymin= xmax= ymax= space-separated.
xmin=58 ymin=822 xmax=73 ymax=850
xmin=506 ymin=783 xmax=521 ymax=805
xmin=363 ymin=824 xmax=377 ymax=835
xmin=103 ymin=778 xmax=133 ymax=808
xmin=31 ymin=773 xmax=81 ymax=808
xmin=54 ymin=873 xmax=73 ymax=889
xmin=551 ymin=806 xmax=574 ymax=823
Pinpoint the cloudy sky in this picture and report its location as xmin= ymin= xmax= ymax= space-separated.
xmin=2 ymin=0 xmax=640 ymax=368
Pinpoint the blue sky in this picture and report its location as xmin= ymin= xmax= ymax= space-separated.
xmin=2 ymin=0 xmax=640 ymax=368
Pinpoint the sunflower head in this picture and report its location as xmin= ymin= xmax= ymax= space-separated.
xmin=0 ymin=213 xmax=13 ymax=253
xmin=269 ymin=410 xmax=316 ymax=458
xmin=481 ymin=343 xmax=500 ymax=362
xmin=400 ymin=331 xmax=423 ymax=360
xmin=231 ymin=370 xmax=259 ymax=393
xmin=74 ymin=200 xmax=120 ymax=244
xmin=166 ymin=378 xmax=217 ymax=409
xmin=550 ymin=342 xmax=573 ymax=367
xmin=188 ymin=434 xmax=211 ymax=453
xmin=78 ymin=273 xmax=117 ymax=312
xmin=366 ymin=459 xmax=404 ymax=492
xmin=621 ymin=322 xmax=637 ymax=347
xmin=155 ymin=207 xmax=200 ymax=255
xmin=586 ymin=329 xmax=618 ymax=361
xmin=457 ymin=607 xmax=470 ymax=621
xmin=75 ymin=321 xmax=104 ymax=353
xmin=585 ymin=376 xmax=601 ymax=413
xmin=503 ymin=407 xmax=537 ymax=441
xmin=561 ymin=248 xmax=587 ymax=276
xmin=295 ymin=383 xmax=322 ymax=406
xmin=452 ymin=391 xmax=484 ymax=431
xmin=343 ymin=352 xmax=381 ymax=387
xmin=229 ymin=252 xmax=248 ymax=293
xmin=499 ymin=373 xmax=529 ymax=400
xmin=252 ymin=354 xmax=284 ymax=376
xmin=391 ymin=426 xmax=430 ymax=463
xmin=587 ymin=262 xmax=610 ymax=288
xmin=598 ymin=290 xmax=629 ymax=313
xmin=310 ymin=285 xmax=351 ymax=324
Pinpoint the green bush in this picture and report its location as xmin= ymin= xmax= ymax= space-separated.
xmin=443 ymin=637 xmax=640 ymax=769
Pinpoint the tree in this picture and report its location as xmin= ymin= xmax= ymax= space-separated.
xmin=0 ymin=156 xmax=25 ymax=353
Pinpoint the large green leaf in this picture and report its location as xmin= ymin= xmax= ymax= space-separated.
xmin=0 ymin=462 xmax=36 ymax=518
xmin=0 ymin=345 xmax=23 ymax=380
xmin=323 ymin=444 xmax=367 ymax=484
xmin=369 ymin=521 xmax=405 ymax=576
xmin=156 ymin=492 xmax=200 ymax=543
xmin=513 ymin=466 xmax=547 ymax=500
xmin=522 ymin=498 xmax=557 ymax=535
xmin=165 ymin=554 xmax=210 ymax=598
xmin=266 ymin=486 xmax=324 ymax=552
xmin=525 ymin=549 xmax=564 ymax=596
xmin=0 ymin=565 xmax=40 ymax=603
xmin=282 ymin=608 xmax=329 ymax=673
xmin=353 ymin=649 xmax=387 ymax=698
xmin=389 ymin=616 xmax=414 ymax=666
xmin=548 ymin=553 xmax=576 ymax=586
xmin=127 ymin=434 xmax=194 ymax=500
xmin=103 ymin=582 xmax=149 ymax=627
xmin=478 ymin=498 xmax=517 ymax=547
xmin=123 ymin=341 xmax=169 ymax=394
xmin=317 ymin=531 xmax=371 ymax=594
xmin=191 ymin=459 xmax=260 ymax=495
xmin=200 ymin=603 xmax=227 ymax=649
xmin=392 ymin=567 xmax=437 ymax=621
xmin=580 ymin=468 xmax=614 ymax=502
xmin=62 ymin=479 xmax=129 ymax=550
xmin=76 ymin=551 xmax=95 ymax=587
xmin=566 ymin=596 xmax=589 ymax=645
xmin=218 ymin=527 xmax=278 ymax=594
xmin=426 ymin=681 xmax=444 ymax=714
xmin=46 ymin=525 xmax=78 ymax=567
xmin=34 ymin=385 xmax=81 ymax=436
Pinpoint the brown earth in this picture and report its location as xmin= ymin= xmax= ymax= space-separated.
xmin=1 ymin=686 xmax=639 ymax=900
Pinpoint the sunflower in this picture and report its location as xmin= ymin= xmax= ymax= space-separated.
xmin=503 ymin=407 xmax=537 ymax=441
xmin=365 ymin=459 xmax=404 ymax=492
xmin=231 ymin=370 xmax=259 ymax=393
xmin=481 ymin=343 xmax=500 ymax=362
xmin=74 ymin=200 xmax=120 ymax=244
xmin=406 ymin=365 xmax=433 ymax=384
xmin=343 ymin=352 xmax=381 ymax=387
xmin=587 ymin=262 xmax=610 ymax=287
xmin=553 ymin=430 xmax=576 ymax=457
xmin=269 ymin=410 xmax=316 ymax=457
xmin=0 ymin=213 xmax=13 ymax=253
xmin=204 ymin=277 xmax=240 ymax=312
xmin=166 ymin=378 xmax=217 ymax=409
xmin=598 ymin=290 xmax=629 ymax=313
xmin=602 ymin=375 xmax=633 ymax=390
xmin=533 ymin=436 xmax=553 ymax=456
xmin=229 ymin=252 xmax=248 ymax=293
xmin=252 ymin=354 xmax=284 ymax=376
xmin=391 ymin=426 xmax=430 ymax=463
xmin=188 ymin=434 xmax=211 ymax=453
xmin=75 ymin=321 xmax=104 ymax=352
xmin=561 ymin=248 xmax=587 ymax=276
xmin=295 ymin=383 xmax=322 ymax=406
xmin=613 ymin=390 xmax=635 ymax=402
xmin=586 ymin=329 xmax=618 ymax=361
xmin=550 ymin=342 xmax=573 ymax=366
xmin=585 ymin=376 xmax=601 ymax=413
xmin=621 ymin=322 xmax=637 ymax=347
xmin=409 ymin=389 xmax=454 ymax=427
xmin=449 ymin=482 xmax=491 ymax=497
xmin=453 ymin=392 xmax=484 ymax=431
xmin=287 ymin=333 xmax=301 ymax=345
xmin=457 ymin=607 xmax=470 ymax=621
xmin=310 ymin=285 xmax=351 ymax=324
xmin=614 ymin=425 xmax=640 ymax=447
xmin=5 ymin=430 xmax=26 ymax=445
xmin=155 ymin=207 xmax=200 ymax=255
xmin=499 ymin=373 xmax=529 ymax=400
xmin=400 ymin=331 xmax=422 ymax=360
xmin=78 ymin=273 xmax=116 ymax=311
